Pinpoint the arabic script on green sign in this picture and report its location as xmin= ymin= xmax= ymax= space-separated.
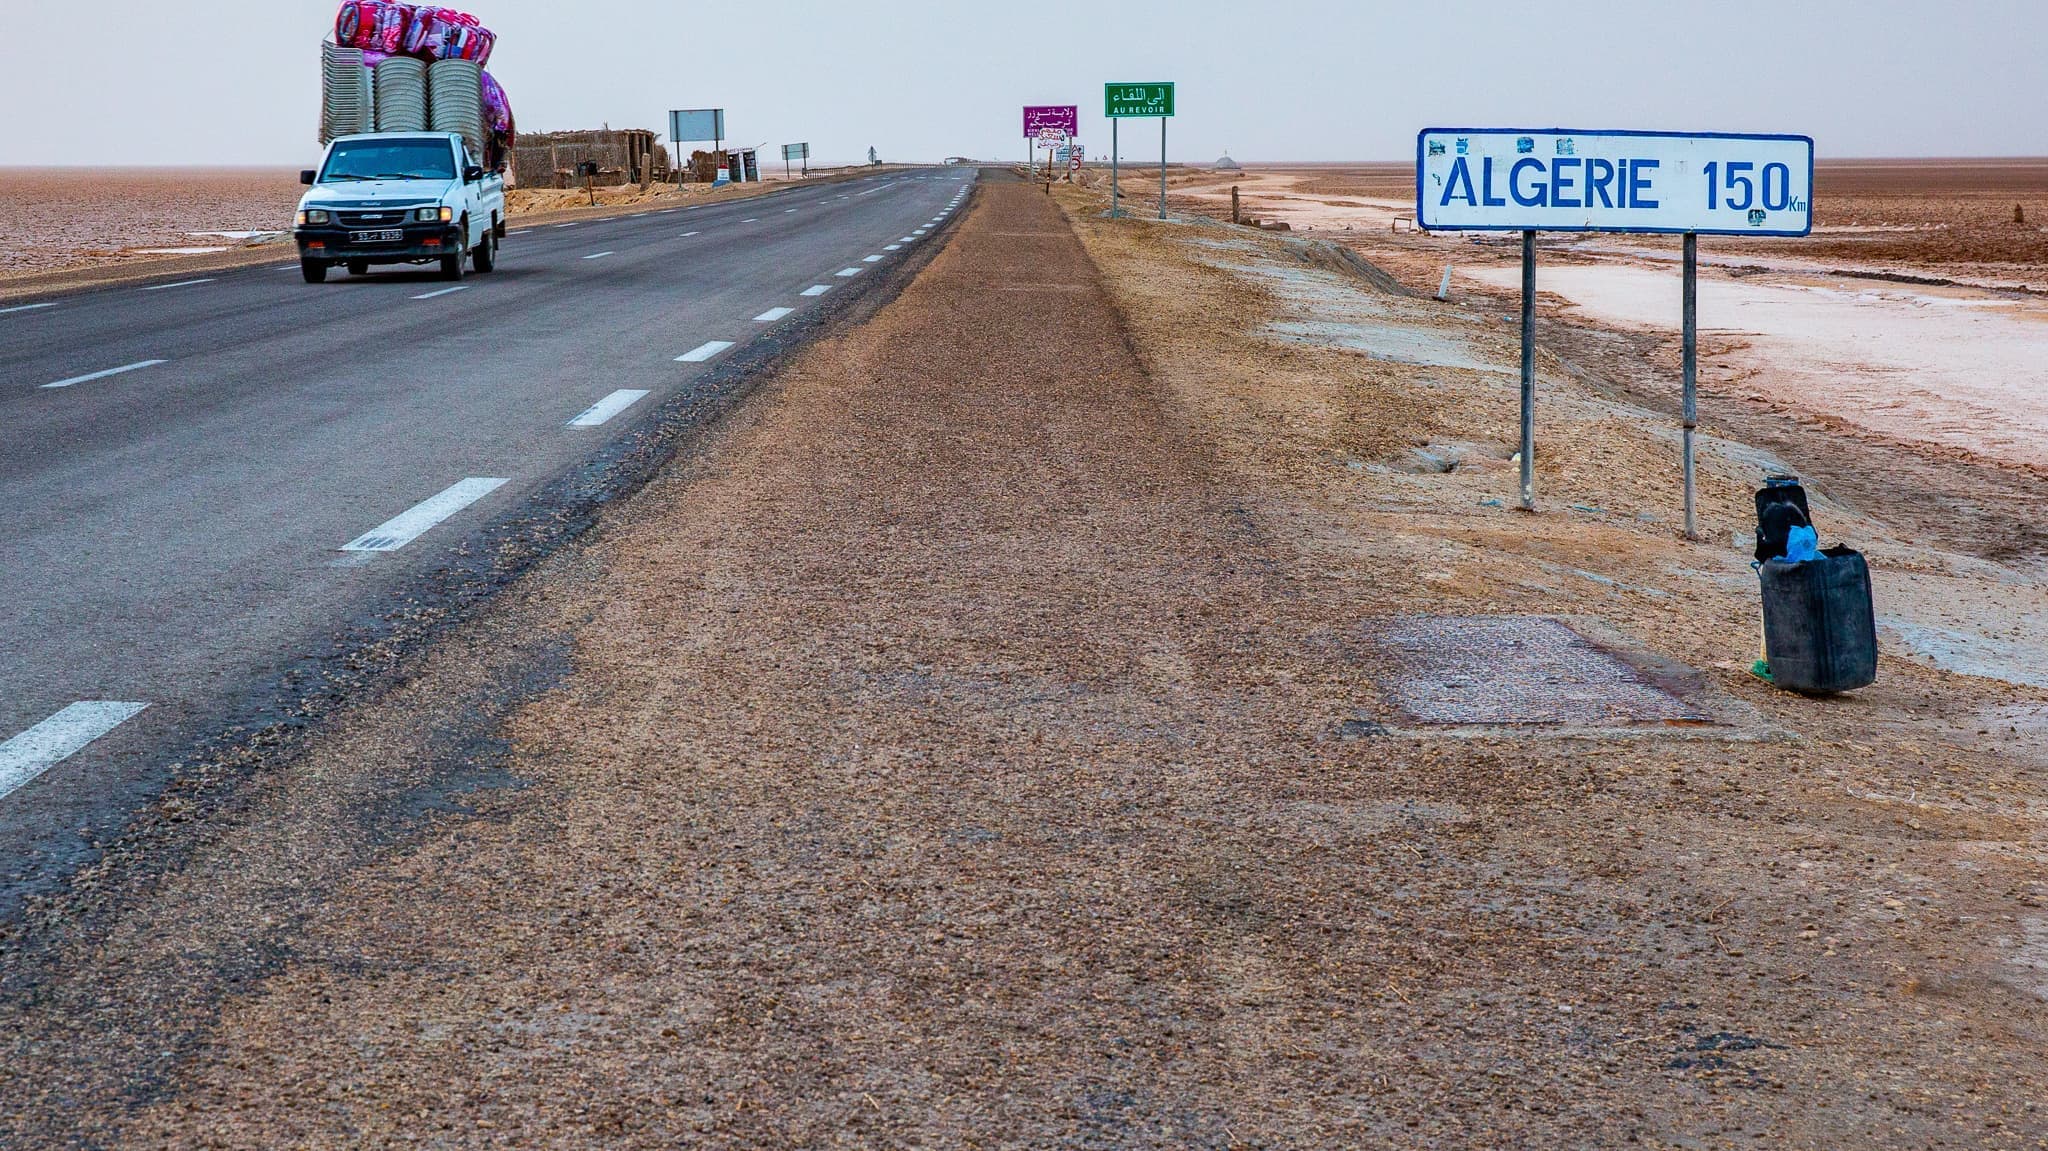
xmin=1105 ymin=83 xmax=1174 ymax=118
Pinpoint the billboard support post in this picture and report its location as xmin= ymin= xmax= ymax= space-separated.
xmin=1682 ymin=232 xmax=1700 ymax=540
xmin=1519 ymin=230 xmax=1536 ymax=511
xmin=1158 ymin=116 xmax=1167 ymax=220
xmin=1111 ymin=119 xmax=1120 ymax=218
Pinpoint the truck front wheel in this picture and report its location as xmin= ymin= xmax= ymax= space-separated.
xmin=301 ymin=259 xmax=329 ymax=283
xmin=472 ymin=229 xmax=496 ymax=273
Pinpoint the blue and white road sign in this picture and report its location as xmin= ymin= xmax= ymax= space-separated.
xmin=1417 ymin=129 xmax=1813 ymax=236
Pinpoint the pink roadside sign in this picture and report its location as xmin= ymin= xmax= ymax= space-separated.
xmin=1022 ymin=105 xmax=1078 ymax=139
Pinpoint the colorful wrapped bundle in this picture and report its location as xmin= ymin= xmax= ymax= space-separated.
xmin=403 ymin=6 xmax=495 ymax=65
xmin=334 ymin=0 xmax=408 ymax=53
xmin=480 ymin=70 xmax=512 ymax=134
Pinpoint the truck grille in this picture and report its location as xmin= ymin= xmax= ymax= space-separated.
xmin=337 ymin=210 xmax=410 ymax=227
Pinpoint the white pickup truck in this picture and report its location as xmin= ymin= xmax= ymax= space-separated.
xmin=292 ymin=132 xmax=506 ymax=283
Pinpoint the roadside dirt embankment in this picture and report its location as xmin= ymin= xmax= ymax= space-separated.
xmin=2 ymin=174 xmax=2045 ymax=1147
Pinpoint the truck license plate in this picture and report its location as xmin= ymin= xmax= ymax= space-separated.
xmin=350 ymin=229 xmax=404 ymax=243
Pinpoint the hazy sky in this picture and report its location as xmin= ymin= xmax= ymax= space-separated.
xmin=3 ymin=0 xmax=2042 ymax=167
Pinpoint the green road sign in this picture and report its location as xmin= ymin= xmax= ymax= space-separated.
xmin=1105 ymin=82 xmax=1174 ymax=118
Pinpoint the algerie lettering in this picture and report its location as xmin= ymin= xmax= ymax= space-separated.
xmin=1437 ymin=155 xmax=1660 ymax=210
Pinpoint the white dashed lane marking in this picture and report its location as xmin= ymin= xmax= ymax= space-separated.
xmin=0 ymin=702 xmax=149 ymax=802
xmin=835 ymin=267 xmax=863 ymax=277
xmin=676 ymin=340 xmax=735 ymax=363
xmin=412 ymin=285 xmax=468 ymax=300
xmin=680 ymin=231 xmax=701 ymax=237
xmin=862 ymin=254 xmax=883 ymax=263
xmin=139 ymin=278 xmax=216 ymax=292
xmin=754 ymin=307 xmax=795 ymax=323
xmin=801 ymin=285 xmax=831 ymax=296
xmin=42 ymin=359 xmax=166 ymax=390
xmin=583 ymin=251 xmax=614 ymax=260
xmin=340 ymin=477 xmax=508 ymax=553
xmin=568 ymin=389 xmax=651 ymax=428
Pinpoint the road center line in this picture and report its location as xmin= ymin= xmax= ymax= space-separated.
xmin=42 ymin=359 xmax=167 ymax=389
xmin=568 ymin=389 xmax=652 ymax=428
xmin=583 ymin=251 xmax=614 ymax=260
xmin=0 ymin=702 xmax=150 ymax=802
xmin=412 ymin=285 xmax=469 ymax=300
xmin=800 ymin=284 xmax=831 ymax=296
xmin=754 ymin=307 xmax=794 ymax=323
xmin=676 ymin=340 xmax=736 ymax=363
xmin=0 ymin=302 xmax=59 ymax=315
xmin=140 ymin=278 xmax=216 ymax=292
xmin=341 ymin=477 xmax=508 ymax=553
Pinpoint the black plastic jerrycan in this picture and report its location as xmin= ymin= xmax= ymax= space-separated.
xmin=1754 ymin=477 xmax=1878 ymax=694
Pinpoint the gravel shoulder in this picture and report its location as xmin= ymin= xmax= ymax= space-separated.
xmin=1 ymin=172 xmax=2045 ymax=1147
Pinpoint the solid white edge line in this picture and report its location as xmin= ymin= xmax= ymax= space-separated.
xmin=412 ymin=285 xmax=469 ymax=300
xmin=801 ymin=285 xmax=831 ymax=296
xmin=0 ymin=302 xmax=59 ymax=315
xmin=42 ymin=359 xmax=167 ymax=389
xmin=568 ymin=389 xmax=652 ymax=428
xmin=676 ymin=339 xmax=736 ymax=363
xmin=340 ymin=477 xmax=508 ymax=553
xmin=753 ymin=307 xmax=794 ymax=323
xmin=583 ymin=251 xmax=614 ymax=259
xmin=0 ymin=702 xmax=150 ymax=801
xmin=139 ymin=278 xmax=216 ymax=292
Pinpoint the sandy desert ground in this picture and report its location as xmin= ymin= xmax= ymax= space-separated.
xmin=0 ymin=164 xmax=861 ymax=283
xmin=1163 ymin=161 xmax=2048 ymax=481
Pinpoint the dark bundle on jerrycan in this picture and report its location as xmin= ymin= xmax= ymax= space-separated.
xmin=1753 ymin=476 xmax=1878 ymax=694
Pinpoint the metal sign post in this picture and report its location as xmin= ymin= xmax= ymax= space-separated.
xmin=1110 ymin=119 xmax=1120 ymax=217
xmin=1104 ymin=83 xmax=1175 ymax=222
xmin=1415 ymin=127 xmax=1813 ymax=518
xmin=1520 ymin=230 xmax=1537 ymax=510
xmin=1682 ymin=232 xmax=1699 ymax=539
xmin=1159 ymin=116 xmax=1168 ymax=219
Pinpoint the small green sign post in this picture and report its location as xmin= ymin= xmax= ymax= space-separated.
xmin=1105 ymin=82 xmax=1175 ymax=219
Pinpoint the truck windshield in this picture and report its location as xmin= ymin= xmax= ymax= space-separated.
xmin=320 ymin=139 xmax=456 ymax=182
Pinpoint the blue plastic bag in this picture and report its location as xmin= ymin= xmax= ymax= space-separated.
xmin=1782 ymin=524 xmax=1820 ymax=563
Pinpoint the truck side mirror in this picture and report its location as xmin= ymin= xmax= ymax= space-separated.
xmin=464 ymin=165 xmax=483 ymax=183
xmin=300 ymin=169 xmax=317 ymax=185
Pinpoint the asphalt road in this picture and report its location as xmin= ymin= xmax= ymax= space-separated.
xmin=0 ymin=167 xmax=977 ymax=911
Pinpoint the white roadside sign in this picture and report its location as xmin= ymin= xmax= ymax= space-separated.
xmin=1417 ymin=129 xmax=1813 ymax=236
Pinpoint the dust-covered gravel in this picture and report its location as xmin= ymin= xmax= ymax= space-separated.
xmin=1 ymin=173 xmax=2044 ymax=1148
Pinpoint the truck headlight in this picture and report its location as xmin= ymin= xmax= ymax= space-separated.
xmin=417 ymin=206 xmax=452 ymax=223
xmin=296 ymin=209 xmax=329 ymax=226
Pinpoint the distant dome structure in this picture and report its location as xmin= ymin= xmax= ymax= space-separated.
xmin=1214 ymin=153 xmax=1242 ymax=171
